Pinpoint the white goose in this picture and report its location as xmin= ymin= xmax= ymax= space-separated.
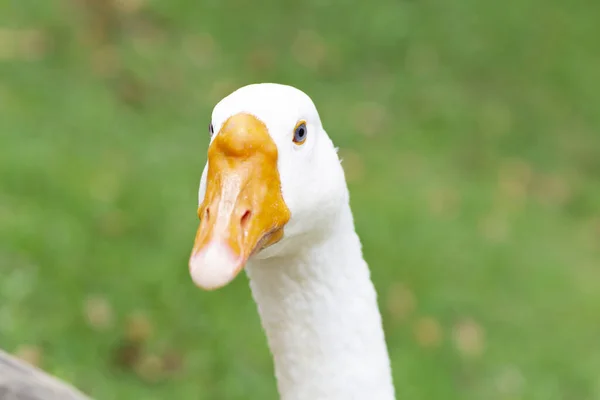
xmin=188 ymin=83 xmax=396 ymax=400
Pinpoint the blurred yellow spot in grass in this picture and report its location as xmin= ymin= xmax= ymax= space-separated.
xmin=339 ymin=148 xmax=366 ymax=184
xmin=14 ymin=344 xmax=42 ymax=368
xmin=134 ymin=353 xmax=165 ymax=383
xmin=413 ymin=316 xmax=443 ymax=349
xmin=386 ymin=283 xmax=416 ymax=323
xmin=452 ymin=318 xmax=485 ymax=359
xmin=125 ymin=311 xmax=154 ymax=343
xmin=112 ymin=0 xmax=145 ymax=14
xmin=0 ymin=29 xmax=48 ymax=61
xmin=84 ymin=294 xmax=114 ymax=331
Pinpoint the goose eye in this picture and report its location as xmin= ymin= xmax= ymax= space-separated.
xmin=209 ymin=123 xmax=214 ymax=137
xmin=293 ymin=122 xmax=307 ymax=144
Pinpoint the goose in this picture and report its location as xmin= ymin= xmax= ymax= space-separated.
xmin=188 ymin=83 xmax=396 ymax=400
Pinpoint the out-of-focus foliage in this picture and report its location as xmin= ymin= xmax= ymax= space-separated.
xmin=1 ymin=0 xmax=599 ymax=399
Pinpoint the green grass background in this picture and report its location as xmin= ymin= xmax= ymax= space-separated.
xmin=1 ymin=0 xmax=599 ymax=399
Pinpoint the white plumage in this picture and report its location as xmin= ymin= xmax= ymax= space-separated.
xmin=190 ymin=83 xmax=396 ymax=400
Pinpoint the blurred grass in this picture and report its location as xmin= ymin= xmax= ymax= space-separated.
xmin=1 ymin=0 xmax=600 ymax=399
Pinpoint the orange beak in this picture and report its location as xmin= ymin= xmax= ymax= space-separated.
xmin=189 ymin=113 xmax=291 ymax=290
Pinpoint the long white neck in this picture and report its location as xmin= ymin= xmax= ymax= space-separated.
xmin=246 ymin=205 xmax=396 ymax=400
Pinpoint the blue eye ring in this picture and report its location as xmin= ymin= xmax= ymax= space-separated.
xmin=293 ymin=121 xmax=307 ymax=145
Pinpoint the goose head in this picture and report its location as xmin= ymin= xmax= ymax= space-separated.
xmin=189 ymin=83 xmax=348 ymax=290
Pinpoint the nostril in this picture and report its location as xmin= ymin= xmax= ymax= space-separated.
xmin=204 ymin=207 xmax=210 ymax=221
xmin=240 ymin=210 xmax=252 ymax=229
